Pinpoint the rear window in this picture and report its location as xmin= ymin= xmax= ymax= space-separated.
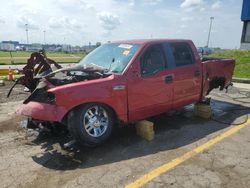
xmin=170 ymin=43 xmax=195 ymax=67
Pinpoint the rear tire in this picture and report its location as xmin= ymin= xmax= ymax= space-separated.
xmin=68 ymin=103 xmax=114 ymax=147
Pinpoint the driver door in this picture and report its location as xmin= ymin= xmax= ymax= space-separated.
xmin=127 ymin=43 xmax=174 ymax=121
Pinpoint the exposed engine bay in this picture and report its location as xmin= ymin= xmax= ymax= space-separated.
xmin=44 ymin=64 xmax=110 ymax=86
xmin=7 ymin=50 xmax=111 ymax=98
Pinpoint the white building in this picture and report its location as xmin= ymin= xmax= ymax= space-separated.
xmin=0 ymin=42 xmax=15 ymax=51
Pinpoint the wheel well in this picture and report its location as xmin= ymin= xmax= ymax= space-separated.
xmin=61 ymin=102 xmax=118 ymax=126
xmin=207 ymin=77 xmax=226 ymax=94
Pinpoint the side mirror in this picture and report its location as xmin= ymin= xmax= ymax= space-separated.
xmin=128 ymin=63 xmax=140 ymax=78
xmin=132 ymin=70 xmax=139 ymax=77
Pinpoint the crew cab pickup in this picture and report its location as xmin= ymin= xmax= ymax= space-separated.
xmin=17 ymin=39 xmax=235 ymax=146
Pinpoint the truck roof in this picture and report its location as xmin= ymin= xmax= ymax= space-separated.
xmin=111 ymin=39 xmax=193 ymax=45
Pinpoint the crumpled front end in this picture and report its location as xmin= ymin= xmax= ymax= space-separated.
xmin=16 ymin=79 xmax=68 ymax=122
xmin=16 ymin=101 xmax=67 ymax=122
xmin=15 ymin=66 xmax=115 ymax=123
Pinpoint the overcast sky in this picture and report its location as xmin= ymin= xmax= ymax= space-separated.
xmin=0 ymin=0 xmax=243 ymax=48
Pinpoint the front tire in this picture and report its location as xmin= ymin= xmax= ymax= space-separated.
xmin=68 ymin=103 xmax=114 ymax=147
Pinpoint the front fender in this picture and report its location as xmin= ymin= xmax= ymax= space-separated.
xmin=48 ymin=75 xmax=128 ymax=123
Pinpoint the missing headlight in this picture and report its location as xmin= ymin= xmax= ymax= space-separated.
xmin=24 ymin=88 xmax=55 ymax=104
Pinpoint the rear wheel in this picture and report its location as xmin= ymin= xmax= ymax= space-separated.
xmin=68 ymin=103 xmax=114 ymax=147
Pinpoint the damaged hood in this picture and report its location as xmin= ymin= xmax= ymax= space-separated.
xmin=40 ymin=63 xmax=112 ymax=87
xmin=43 ymin=63 xmax=108 ymax=78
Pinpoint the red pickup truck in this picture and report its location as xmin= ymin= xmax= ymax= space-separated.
xmin=17 ymin=39 xmax=235 ymax=146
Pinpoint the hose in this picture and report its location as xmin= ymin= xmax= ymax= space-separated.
xmin=6 ymin=76 xmax=24 ymax=98
xmin=209 ymin=86 xmax=250 ymax=125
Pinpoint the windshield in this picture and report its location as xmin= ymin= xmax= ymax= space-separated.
xmin=78 ymin=43 xmax=141 ymax=73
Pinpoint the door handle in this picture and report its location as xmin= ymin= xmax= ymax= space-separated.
xmin=194 ymin=70 xmax=201 ymax=77
xmin=165 ymin=75 xmax=173 ymax=83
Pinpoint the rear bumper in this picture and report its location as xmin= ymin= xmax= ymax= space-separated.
xmin=16 ymin=101 xmax=68 ymax=122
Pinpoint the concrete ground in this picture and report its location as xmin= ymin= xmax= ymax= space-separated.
xmin=0 ymin=82 xmax=249 ymax=188
xmin=233 ymin=82 xmax=250 ymax=89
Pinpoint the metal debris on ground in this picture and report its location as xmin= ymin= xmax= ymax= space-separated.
xmin=64 ymin=140 xmax=76 ymax=149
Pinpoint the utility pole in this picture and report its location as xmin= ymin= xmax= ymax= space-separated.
xmin=43 ymin=30 xmax=46 ymax=45
xmin=25 ymin=24 xmax=29 ymax=44
xmin=206 ymin=17 xmax=214 ymax=47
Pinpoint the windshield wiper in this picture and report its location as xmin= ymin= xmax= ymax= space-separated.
xmin=105 ymin=58 xmax=115 ymax=73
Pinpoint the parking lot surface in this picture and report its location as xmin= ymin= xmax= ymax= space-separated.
xmin=0 ymin=81 xmax=249 ymax=188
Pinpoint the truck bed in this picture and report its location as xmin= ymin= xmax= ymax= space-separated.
xmin=201 ymin=58 xmax=235 ymax=97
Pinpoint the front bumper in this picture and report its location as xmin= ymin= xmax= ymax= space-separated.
xmin=16 ymin=101 xmax=68 ymax=122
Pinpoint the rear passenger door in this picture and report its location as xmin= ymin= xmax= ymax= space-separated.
xmin=165 ymin=42 xmax=202 ymax=108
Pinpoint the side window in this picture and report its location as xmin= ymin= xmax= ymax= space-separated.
xmin=170 ymin=43 xmax=195 ymax=67
xmin=141 ymin=44 xmax=166 ymax=76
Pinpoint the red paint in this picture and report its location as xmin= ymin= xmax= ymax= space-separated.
xmin=16 ymin=101 xmax=67 ymax=122
xmin=16 ymin=39 xmax=235 ymax=124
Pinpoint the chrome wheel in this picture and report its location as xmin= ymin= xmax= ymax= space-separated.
xmin=83 ymin=105 xmax=109 ymax=137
